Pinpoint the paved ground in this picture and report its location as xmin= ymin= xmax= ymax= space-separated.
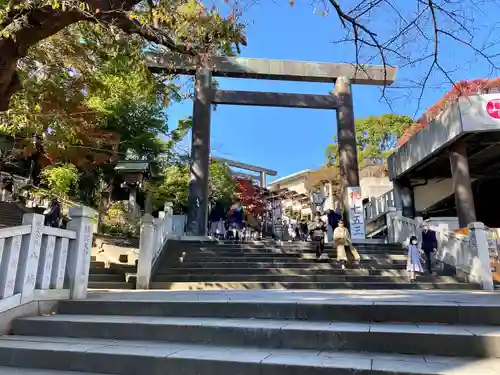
xmin=87 ymin=289 xmax=500 ymax=305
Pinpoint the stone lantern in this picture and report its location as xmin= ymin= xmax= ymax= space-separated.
xmin=114 ymin=160 xmax=157 ymax=218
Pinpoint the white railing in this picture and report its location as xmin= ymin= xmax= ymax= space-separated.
xmin=0 ymin=208 xmax=94 ymax=314
xmin=434 ymin=230 xmax=472 ymax=278
xmin=386 ymin=213 xmax=419 ymax=245
xmin=136 ymin=209 xmax=187 ymax=289
xmin=152 ymin=215 xmax=172 ymax=264
xmin=386 ymin=212 xmax=493 ymax=290
xmin=364 ymin=189 xmax=396 ymax=222
xmin=171 ymin=215 xmax=187 ymax=236
xmin=151 ymin=214 xmax=186 ymax=264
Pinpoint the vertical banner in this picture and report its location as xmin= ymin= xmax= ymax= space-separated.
xmin=347 ymin=187 xmax=366 ymax=240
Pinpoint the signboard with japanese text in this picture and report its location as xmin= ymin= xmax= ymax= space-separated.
xmin=347 ymin=187 xmax=366 ymax=240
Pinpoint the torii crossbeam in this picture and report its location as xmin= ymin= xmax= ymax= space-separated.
xmin=147 ymin=53 xmax=397 ymax=236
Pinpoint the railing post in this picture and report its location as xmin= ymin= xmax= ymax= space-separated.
xmin=415 ymin=217 xmax=424 ymax=247
xmin=137 ymin=214 xmax=155 ymax=289
xmin=66 ymin=207 xmax=94 ymax=299
xmin=385 ymin=208 xmax=400 ymax=243
xmin=468 ymin=222 xmax=494 ymax=290
xmin=389 ymin=190 xmax=396 ymax=208
xmin=16 ymin=213 xmax=44 ymax=304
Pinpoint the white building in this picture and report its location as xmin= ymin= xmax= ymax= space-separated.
xmin=268 ymin=165 xmax=393 ymax=219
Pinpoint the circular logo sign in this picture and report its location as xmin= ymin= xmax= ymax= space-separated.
xmin=486 ymin=99 xmax=500 ymax=119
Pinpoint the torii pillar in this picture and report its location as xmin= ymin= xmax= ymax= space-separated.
xmin=334 ymin=76 xmax=360 ymax=211
xmin=186 ymin=68 xmax=212 ymax=236
xmin=259 ymin=171 xmax=266 ymax=188
xmin=449 ymin=139 xmax=476 ymax=227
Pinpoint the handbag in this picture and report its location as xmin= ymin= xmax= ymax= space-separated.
xmin=418 ymin=250 xmax=426 ymax=263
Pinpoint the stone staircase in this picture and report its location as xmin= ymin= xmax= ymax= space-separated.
xmin=0 ymin=290 xmax=499 ymax=374
xmin=88 ymin=261 xmax=136 ymax=290
xmin=151 ymin=240 xmax=477 ymax=290
xmin=0 ymin=201 xmax=27 ymax=227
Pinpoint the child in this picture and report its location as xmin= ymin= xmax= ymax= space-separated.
xmin=406 ymin=235 xmax=424 ymax=282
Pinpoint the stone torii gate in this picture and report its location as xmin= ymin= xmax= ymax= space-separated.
xmin=211 ymin=155 xmax=277 ymax=188
xmin=147 ymin=54 xmax=397 ymax=236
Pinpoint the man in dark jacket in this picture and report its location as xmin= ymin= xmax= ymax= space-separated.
xmin=421 ymin=223 xmax=438 ymax=274
xmin=309 ymin=213 xmax=328 ymax=260
xmin=299 ymin=219 xmax=309 ymax=241
xmin=327 ymin=209 xmax=341 ymax=229
xmin=43 ymin=198 xmax=61 ymax=228
xmin=326 ymin=209 xmax=342 ymax=242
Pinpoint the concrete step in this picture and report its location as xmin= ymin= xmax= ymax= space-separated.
xmin=12 ymin=314 xmax=500 ymax=358
xmin=88 ymin=267 xmax=118 ymax=275
xmin=189 ymin=248 xmax=405 ymax=255
xmin=0 ymin=335 xmax=498 ymax=375
xmin=57 ymin=299 xmax=500 ymax=325
xmin=88 ymin=281 xmax=135 ymax=290
xmin=196 ymin=241 xmax=403 ymax=249
xmin=149 ymin=281 xmax=477 ymax=290
xmin=176 ymin=253 xmax=407 ymax=262
xmin=0 ymin=367 xmax=106 ymax=374
xmin=154 ymin=267 xmax=413 ymax=277
xmin=88 ymin=273 xmax=126 ymax=282
xmin=172 ymin=260 xmax=408 ymax=269
xmin=151 ymin=274 xmax=460 ymax=283
xmin=109 ymin=263 xmax=137 ymax=272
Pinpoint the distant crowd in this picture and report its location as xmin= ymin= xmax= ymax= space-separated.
xmin=207 ymin=204 xmax=361 ymax=268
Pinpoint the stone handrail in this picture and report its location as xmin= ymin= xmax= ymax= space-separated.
xmin=0 ymin=208 xmax=94 ymax=314
xmin=136 ymin=209 xmax=186 ymax=289
xmin=432 ymin=223 xmax=493 ymax=289
xmin=386 ymin=211 xmax=493 ymax=290
xmin=386 ymin=212 xmax=420 ymax=245
xmin=434 ymin=229 xmax=471 ymax=277
xmin=364 ymin=189 xmax=395 ymax=222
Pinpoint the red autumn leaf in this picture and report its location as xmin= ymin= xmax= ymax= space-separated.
xmin=398 ymin=78 xmax=500 ymax=147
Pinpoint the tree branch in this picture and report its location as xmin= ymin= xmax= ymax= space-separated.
xmin=102 ymin=11 xmax=196 ymax=56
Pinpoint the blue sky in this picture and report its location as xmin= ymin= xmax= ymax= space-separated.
xmin=167 ymin=0 xmax=500 ymax=182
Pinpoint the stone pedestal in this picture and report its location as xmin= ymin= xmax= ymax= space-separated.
xmin=137 ymin=214 xmax=155 ymax=289
xmin=468 ymin=222 xmax=494 ymax=290
xmin=128 ymin=187 xmax=138 ymax=217
xmin=66 ymin=207 xmax=94 ymax=299
xmin=16 ymin=213 xmax=44 ymax=304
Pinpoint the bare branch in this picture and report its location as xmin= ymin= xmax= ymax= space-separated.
xmin=311 ymin=0 xmax=500 ymax=113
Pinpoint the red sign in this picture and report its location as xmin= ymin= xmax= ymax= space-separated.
xmin=486 ymin=99 xmax=500 ymax=119
xmin=349 ymin=190 xmax=361 ymax=200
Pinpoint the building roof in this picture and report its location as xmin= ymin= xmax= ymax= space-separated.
xmin=114 ymin=161 xmax=151 ymax=173
xmin=268 ymin=169 xmax=312 ymax=187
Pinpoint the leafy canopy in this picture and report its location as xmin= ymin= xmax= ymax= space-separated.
xmin=303 ymin=114 xmax=411 ymax=196
xmin=0 ymin=22 xmax=194 ymax=173
xmin=0 ymin=0 xmax=246 ymax=111
xmin=149 ymin=161 xmax=236 ymax=213
xmin=326 ymin=114 xmax=412 ymax=165
xmin=40 ymin=163 xmax=80 ymax=199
